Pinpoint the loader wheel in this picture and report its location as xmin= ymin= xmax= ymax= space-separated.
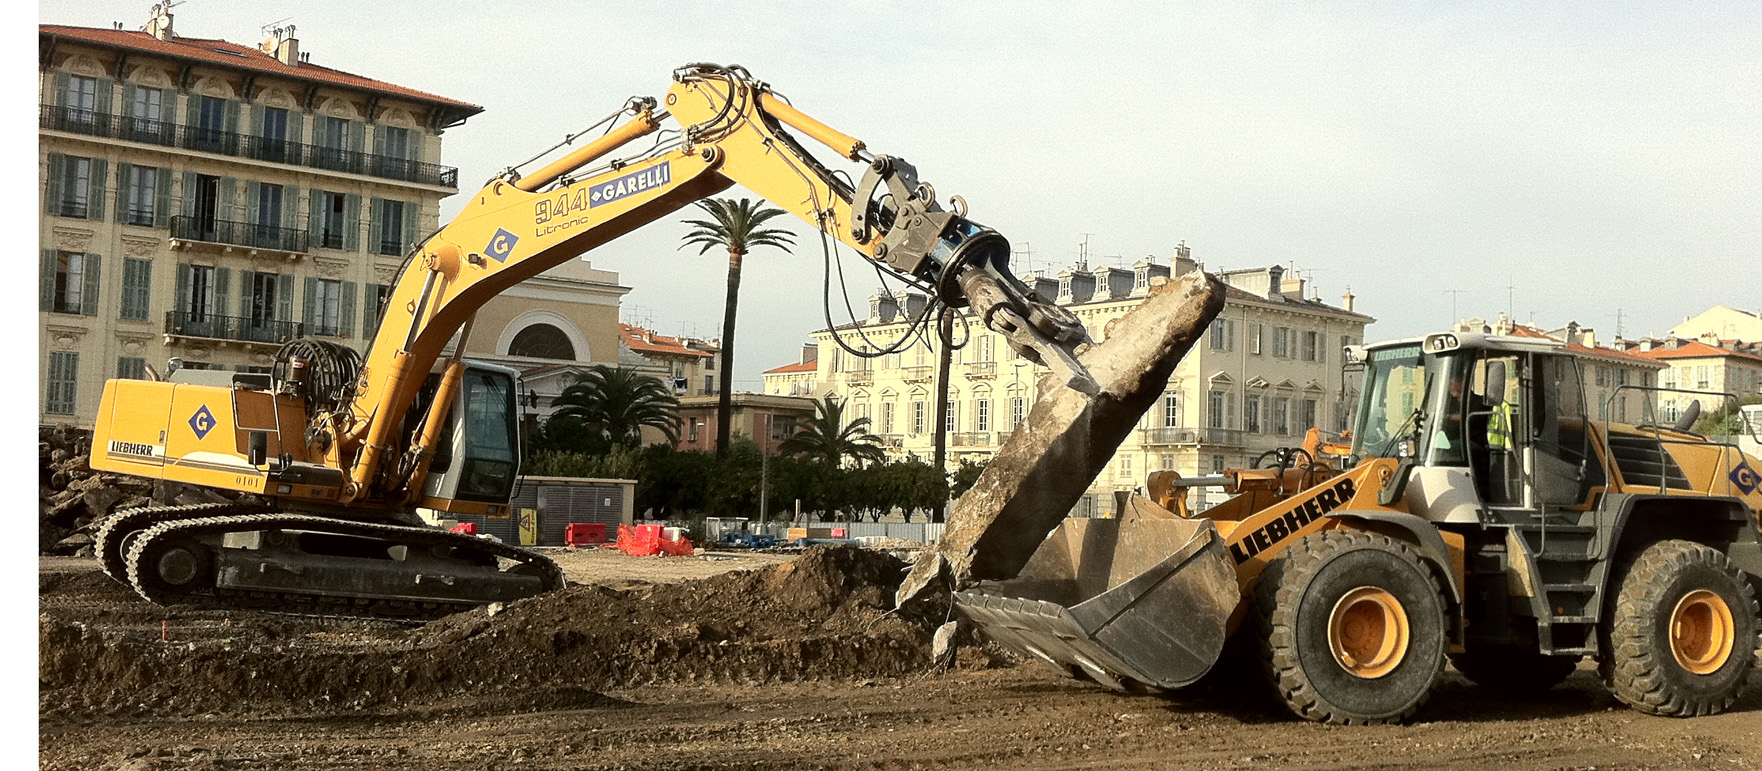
xmin=1599 ymin=539 xmax=1759 ymax=717
xmin=1448 ymin=646 xmax=1580 ymax=693
xmin=1254 ymin=530 xmax=1446 ymax=725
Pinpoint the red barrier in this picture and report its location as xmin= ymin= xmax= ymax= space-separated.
xmin=565 ymin=523 xmax=607 ymax=546
xmin=449 ymin=522 xmax=478 ymax=535
xmin=615 ymin=524 xmax=694 ymax=557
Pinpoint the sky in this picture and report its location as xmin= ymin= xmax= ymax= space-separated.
xmin=32 ymin=1 xmax=1762 ymax=390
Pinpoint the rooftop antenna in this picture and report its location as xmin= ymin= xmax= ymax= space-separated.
xmin=1442 ymin=290 xmax=1468 ymax=328
xmin=1016 ymin=241 xmax=1033 ymax=275
xmin=261 ymin=17 xmax=294 ymax=36
xmin=1078 ymin=233 xmax=1095 ymax=270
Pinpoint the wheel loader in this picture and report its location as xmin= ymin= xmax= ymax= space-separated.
xmin=952 ymin=330 xmax=1762 ymax=723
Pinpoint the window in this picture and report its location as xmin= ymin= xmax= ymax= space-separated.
xmin=124 ymin=165 xmax=157 ymax=225
xmin=1208 ymin=390 xmax=1226 ymax=428
xmin=912 ymin=400 xmax=926 ymax=434
xmin=945 ymin=401 xmax=960 ymax=432
xmin=1163 ymin=393 xmax=1181 ymax=427
xmin=1209 ymin=319 xmax=1234 ymax=351
xmin=1119 ymin=455 xmax=1133 ymax=478
xmin=45 ymin=352 xmax=79 ymax=415
xmin=688 ymin=419 xmax=700 ymax=442
xmin=978 ymin=335 xmax=994 ymax=362
xmin=769 ymin=415 xmax=795 ymax=442
xmin=883 ymin=401 xmax=895 ymax=434
xmin=117 ymin=357 xmax=147 ymax=380
xmin=376 ymin=198 xmax=406 ymax=255
xmin=55 ymin=156 xmax=92 ymax=218
xmin=508 ymin=323 xmax=575 ymax=359
xmin=184 ymin=265 xmax=216 ymax=321
xmin=120 ymin=258 xmax=151 ymax=321
xmin=194 ymin=95 xmax=228 ymax=151
xmin=49 ymin=252 xmax=94 ymax=315
xmin=975 ymin=399 xmax=990 ymax=432
xmin=1010 ymin=396 xmax=1025 ymax=428
xmin=1299 ymin=398 xmax=1317 ymax=431
xmin=129 ymin=85 xmax=161 ymax=122
xmin=255 ymin=183 xmax=284 ymax=247
xmin=319 ymin=191 xmax=346 ymax=249
xmin=1211 ymin=455 xmax=1226 ymax=474
xmin=1595 ymin=366 xmax=1607 ymax=387
xmin=62 ymin=75 xmax=97 ymax=126
xmin=1273 ymin=326 xmax=1291 ymax=358
xmin=1272 ymin=396 xmax=1290 ymax=435
xmin=1244 ymin=394 xmax=1262 ymax=433
xmin=310 ymin=278 xmax=343 ymax=336
xmin=248 ymin=273 xmax=283 ymax=327
xmin=1302 ymin=330 xmax=1320 ymax=362
xmin=1160 ymin=454 xmax=1176 ymax=471
xmin=1250 ymin=323 xmax=1264 ymax=355
xmin=381 ymin=126 xmax=410 ymax=159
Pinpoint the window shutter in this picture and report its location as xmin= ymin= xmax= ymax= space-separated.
xmin=223 ymin=99 xmax=240 ymax=135
xmin=404 ymin=200 xmax=419 ymax=252
xmin=367 ymin=197 xmax=384 ymax=254
xmin=113 ymin=162 xmax=132 ymax=223
xmin=250 ymin=102 xmax=264 ymax=136
xmin=40 ymin=249 xmax=56 ymax=311
xmin=363 ymin=285 xmax=378 ymax=335
xmin=287 ymin=109 xmax=303 ymax=146
xmin=95 ymin=78 xmax=113 ymax=116
xmin=214 ymin=267 xmax=231 ymax=318
xmin=245 ymin=180 xmax=262 ymax=227
xmin=154 ymin=167 xmax=172 ymax=228
xmin=45 ymin=153 xmax=66 ymax=216
xmin=282 ymin=185 xmax=300 ymax=230
xmin=218 ymin=176 xmax=237 ymax=222
xmin=54 ymin=72 xmax=71 ymax=106
xmin=175 ymin=263 xmax=191 ymax=316
xmin=122 ymin=82 xmax=138 ymax=116
xmin=303 ymin=276 xmax=317 ymax=328
xmin=308 ymin=188 xmax=323 ymax=242
xmin=347 ymin=119 xmax=365 ymax=155
xmin=124 ymin=258 xmax=152 ymax=321
xmin=82 ymin=253 xmax=101 ymax=316
xmin=180 ymin=171 xmax=197 ymax=218
xmin=239 ymin=270 xmax=256 ymax=317
xmin=87 ymin=158 xmax=107 ymax=221
xmin=277 ymin=274 xmax=293 ymax=323
xmin=184 ymin=93 xmax=200 ymax=133
xmin=339 ymin=281 xmax=356 ymax=338
xmin=372 ymin=125 xmax=386 ymax=158
xmin=342 ymin=194 xmax=360 ymax=251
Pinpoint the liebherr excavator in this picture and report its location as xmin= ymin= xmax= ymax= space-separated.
xmin=944 ymin=329 xmax=1762 ymax=723
xmin=87 ymin=63 xmax=1098 ymax=618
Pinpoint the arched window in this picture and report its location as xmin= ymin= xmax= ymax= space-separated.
xmin=507 ymin=323 xmax=576 ymax=360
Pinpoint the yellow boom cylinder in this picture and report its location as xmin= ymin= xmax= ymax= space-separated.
xmin=757 ymin=92 xmax=866 ymax=161
xmin=513 ymin=110 xmax=662 ymax=192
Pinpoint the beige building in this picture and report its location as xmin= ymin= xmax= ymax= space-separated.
xmin=619 ymin=323 xmax=720 ymax=397
xmin=1670 ymin=306 xmax=1762 ymax=345
xmin=1456 ymin=316 xmax=1667 ymax=423
xmin=763 ymin=251 xmax=1374 ymax=515
xmin=39 ymin=15 xmax=478 ymax=426
xmin=1637 ymin=340 xmax=1762 ymax=423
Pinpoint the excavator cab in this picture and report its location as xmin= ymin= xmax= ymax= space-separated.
xmin=416 ymin=363 xmax=522 ymax=508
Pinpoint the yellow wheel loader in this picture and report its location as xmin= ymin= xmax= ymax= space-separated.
xmin=951 ymin=331 xmax=1762 ymax=723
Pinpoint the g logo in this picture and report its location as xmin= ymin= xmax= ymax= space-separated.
xmin=1731 ymin=461 xmax=1760 ymax=496
xmin=188 ymin=405 xmax=216 ymax=440
xmin=485 ymin=228 xmax=519 ymax=263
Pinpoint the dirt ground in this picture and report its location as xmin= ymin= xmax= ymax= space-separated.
xmin=39 ymin=549 xmax=1762 ymax=771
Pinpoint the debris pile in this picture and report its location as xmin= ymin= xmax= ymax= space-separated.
xmin=41 ymin=546 xmax=992 ymax=718
xmin=37 ymin=424 xmax=247 ymax=556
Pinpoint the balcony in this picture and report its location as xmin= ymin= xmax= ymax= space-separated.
xmin=901 ymin=365 xmax=932 ymax=382
xmin=41 ymin=104 xmax=460 ymax=188
xmin=846 ymin=370 xmax=874 ymax=386
xmin=1140 ymin=427 xmax=1201 ymax=446
xmin=171 ymin=215 xmax=309 ymax=254
xmin=964 ymin=361 xmax=997 ymax=379
xmin=951 ymin=432 xmax=993 ymax=447
xmin=165 ymin=311 xmax=304 ymax=346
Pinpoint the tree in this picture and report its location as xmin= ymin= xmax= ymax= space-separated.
xmin=680 ymin=198 xmax=796 ymax=457
xmin=778 ymin=395 xmax=887 ymax=468
xmin=548 ymin=365 xmax=681 ymax=447
xmin=949 ymin=457 xmax=990 ymax=501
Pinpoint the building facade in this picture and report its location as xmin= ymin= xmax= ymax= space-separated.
xmin=763 ymin=252 xmax=1374 ymax=516
xmin=1638 ymin=341 xmax=1762 ymax=422
xmin=39 ymin=15 xmax=479 ymax=426
xmin=1454 ymin=316 xmax=1668 ymax=424
xmin=675 ymin=393 xmax=817 ymax=455
xmin=619 ymin=323 xmax=720 ymax=397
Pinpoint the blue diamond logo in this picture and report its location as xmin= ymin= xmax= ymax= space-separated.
xmin=1732 ymin=461 xmax=1760 ymax=496
xmin=485 ymin=228 xmax=519 ymax=262
xmin=188 ymin=404 xmax=217 ymax=440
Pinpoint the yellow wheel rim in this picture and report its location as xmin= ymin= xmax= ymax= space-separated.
xmin=1328 ymin=586 xmax=1409 ymax=679
xmin=1669 ymin=589 xmax=1734 ymax=675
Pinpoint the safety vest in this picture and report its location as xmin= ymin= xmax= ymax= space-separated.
xmin=1488 ymin=402 xmax=1515 ymax=450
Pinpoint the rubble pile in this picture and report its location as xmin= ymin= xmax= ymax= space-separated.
xmin=37 ymin=424 xmax=245 ymax=556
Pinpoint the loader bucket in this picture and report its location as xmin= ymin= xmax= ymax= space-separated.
xmin=953 ymin=495 xmax=1240 ymax=691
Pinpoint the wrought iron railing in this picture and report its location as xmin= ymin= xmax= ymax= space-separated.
xmin=951 ymin=432 xmax=993 ymax=447
xmin=171 ymin=215 xmax=309 ymax=253
xmin=41 ymin=104 xmax=460 ymax=188
xmin=1140 ymin=427 xmax=1200 ymax=445
xmin=901 ymin=365 xmax=932 ymax=382
xmin=164 ymin=311 xmax=304 ymax=345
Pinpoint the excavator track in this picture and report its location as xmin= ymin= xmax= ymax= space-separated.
xmin=93 ymin=502 xmax=272 ymax=582
xmin=122 ymin=512 xmax=565 ymax=621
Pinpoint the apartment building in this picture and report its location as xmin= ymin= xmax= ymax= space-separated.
xmin=618 ymin=324 xmax=720 ymax=397
xmin=39 ymin=14 xmax=479 ymax=426
xmin=1639 ymin=341 xmax=1762 ymax=422
xmin=763 ymin=250 xmax=1374 ymax=516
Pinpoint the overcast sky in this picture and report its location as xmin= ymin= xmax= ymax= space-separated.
xmin=37 ymin=1 xmax=1762 ymax=389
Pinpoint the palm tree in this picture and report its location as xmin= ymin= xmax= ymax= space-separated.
xmin=548 ymin=365 xmax=681 ymax=448
xmin=779 ymin=395 xmax=887 ymax=467
xmin=680 ymin=198 xmax=795 ymax=457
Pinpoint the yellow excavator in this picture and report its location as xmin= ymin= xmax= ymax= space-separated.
xmin=950 ymin=330 xmax=1762 ymax=723
xmin=87 ymin=63 xmax=1097 ymax=618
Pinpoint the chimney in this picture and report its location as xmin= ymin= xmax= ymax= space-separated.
xmin=1566 ymin=321 xmax=1581 ymax=346
xmin=1171 ymin=242 xmax=1198 ymax=276
xmin=800 ymin=343 xmax=818 ymax=365
xmin=1281 ymin=275 xmax=1306 ymax=300
xmin=261 ymin=25 xmax=302 ymax=65
xmin=1341 ymin=289 xmax=1355 ymax=313
xmin=146 ymin=3 xmax=175 ymax=40
xmin=1639 ymin=338 xmax=1654 ymax=352
xmin=1666 ymin=335 xmax=1680 ymax=350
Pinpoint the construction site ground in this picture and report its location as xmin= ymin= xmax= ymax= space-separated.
xmin=40 ymin=548 xmax=1762 ymax=771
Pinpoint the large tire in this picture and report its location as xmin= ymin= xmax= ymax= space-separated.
xmin=1449 ymin=645 xmax=1580 ymax=693
xmin=1254 ymin=530 xmax=1448 ymax=725
xmin=1599 ymin=539 xmax=1759 ymax=716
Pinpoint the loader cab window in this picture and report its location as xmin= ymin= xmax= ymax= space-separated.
xmin=1352 ymin=345 xmax=1447 ymax=461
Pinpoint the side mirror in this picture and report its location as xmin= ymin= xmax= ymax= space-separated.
xmin=1485 ymin=360 xmax=1507 ymax=403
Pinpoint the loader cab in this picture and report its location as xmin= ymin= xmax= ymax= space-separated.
xmin=416 ymin=362 xmax=523 ymax=506
xmin=1352 ymin=333 xmax=1602 ymax=523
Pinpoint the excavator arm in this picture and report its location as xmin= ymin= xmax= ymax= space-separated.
xmin=334 ymin=63 xmax=1095 ymax=504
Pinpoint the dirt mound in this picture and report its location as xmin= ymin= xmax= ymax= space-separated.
xmin=41 ymin=546 xmax=964 ymax=718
